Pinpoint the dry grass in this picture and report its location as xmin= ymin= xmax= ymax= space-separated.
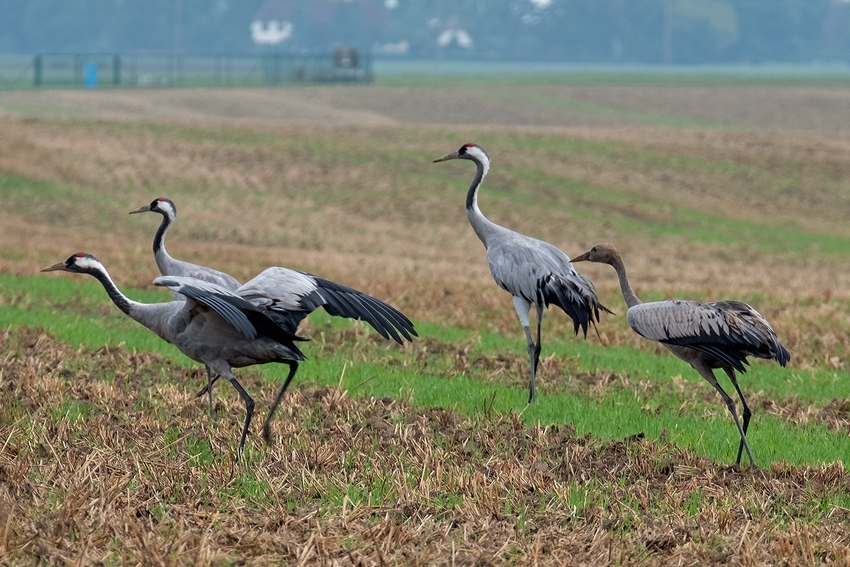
xmin=1 ymin=327 xmax=848 ymax=566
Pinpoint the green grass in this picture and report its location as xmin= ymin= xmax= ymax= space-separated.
xmin=3 ymin=272 xmax=848 ymax=468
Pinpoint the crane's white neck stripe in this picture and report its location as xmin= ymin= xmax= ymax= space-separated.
xmin=158 ymin=200 xmax=176 ymax=221
xmin=75 ymin=256 xmax=104 ymax=272
xmin=465 ymin=146 xmax=490 ymax=177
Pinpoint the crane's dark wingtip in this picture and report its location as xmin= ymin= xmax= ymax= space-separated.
xmin=776 ymin=345 xmax=791 ymax=367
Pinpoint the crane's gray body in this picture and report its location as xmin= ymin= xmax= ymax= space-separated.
xmin=486 ymin=234 xmax=602 ymax=329
xmin=627 ymin=299 xmax=789 ymax=372
xmin=146 ymin=276 xmax=303 ymax=369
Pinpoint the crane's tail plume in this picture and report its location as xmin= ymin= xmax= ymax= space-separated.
xmin=540 ymin=273 xmax=612 ymax=337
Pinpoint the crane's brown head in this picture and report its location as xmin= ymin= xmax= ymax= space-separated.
xmin=129 ymin=197 xmax=177 ymax=220
xmin=42 ymin=253 xmax=101 ymax=274
xmin=571 ymin=243 xmax=621 ymax=266
xmin=433 ymin=143 xmax=489 ymax=164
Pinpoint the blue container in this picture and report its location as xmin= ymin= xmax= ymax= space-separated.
xmin=84 ymin=62 xmax=98 ymax=88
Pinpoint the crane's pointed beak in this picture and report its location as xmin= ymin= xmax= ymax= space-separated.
xmin=129 ymin=204 xmax=151 ymax=215
xmin=570 ymin=251 xmax=590 ymax=263
xmin=433 ymin=151 xmax=460 ymax=163
xmin=41 ymin=262 xmax=67 ymax=272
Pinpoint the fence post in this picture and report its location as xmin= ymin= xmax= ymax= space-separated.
xmin=113 ymin=55 xmax=121 ymax=85
xmin=33 ymin=54 xmax=42 ymax=87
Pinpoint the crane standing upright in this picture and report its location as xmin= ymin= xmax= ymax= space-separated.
xmin=434 ymin=143 xmax=610 ymax=403
xmin=571 ymin=243 xmax=790 ymax=466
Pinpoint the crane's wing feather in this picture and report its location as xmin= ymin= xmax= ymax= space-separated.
xmin=487 ymin=236 xmax=611 ymax=334
xmin=238 ymin=267 xmax=416 ymax=343
xmin=311 ymin=275 xmax=417 ymax=343
xmin=154 ymin=276 xmax=259 ymax=340
xmin=627 ymin=300 xmax=790 ymax=372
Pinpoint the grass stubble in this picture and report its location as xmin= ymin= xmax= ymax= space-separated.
xmin=1 ymin=327 xmax=849 ymax=565
xmin=0 ymin=85 xmax=849 ymax=563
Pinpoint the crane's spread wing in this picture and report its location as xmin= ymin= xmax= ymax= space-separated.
xmin=627 ymin=300 xmax=790 ymax=372
xmin=238 ymin=267 xmax=417 ymax=343
xmin=487 ymin=237 xmax=611 ymax=335
xmin=154 ymin=276 xmax=261 ymax=340
xmin=309 ymin=274 xmax=417 ymax=343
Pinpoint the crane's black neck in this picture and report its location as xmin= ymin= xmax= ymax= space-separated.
xmin=152 ymin=212 xmax=171 ymax=255
xmin=464 ymin=157 xmax=499 ymax=248
xmin=465 ymin=158 xmax=487 ymax=211
xmin=87 ymin=268 xmax=134 ymax=317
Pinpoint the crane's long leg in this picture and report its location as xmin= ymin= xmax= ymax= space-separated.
xmin=523 ymin=326 xmax=537 ymax=403
xmin=532 ymin=303 xmax=543 ymax=403
xmin=694 ymin=362 xmax=756 ymax=467
xmin=262 ymin=362 xmax=299 ymax=444
xmin=195 ymin=373 xmax=220 ymax=401
xmin=513 ymin=296 xmax=539 ymax=403
xmin=724 ymin=368 xmax=752 ymax=466
xmin=203 ymin=366 xmax=217 ymax=417
xmin=215 ymin=366 xmax=255 ymax=459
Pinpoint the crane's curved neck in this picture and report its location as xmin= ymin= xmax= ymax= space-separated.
xmin=465 ymin=157 xmax=500 ymax=248
xmin=153 ymin=213 xmax=175 ymax=273
xmin=87 ymin=268 xmax=138 ymax=318
xmin=607 ymin=252 xmax=642 ymax=308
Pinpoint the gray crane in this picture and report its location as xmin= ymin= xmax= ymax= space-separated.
xmin=434 ymin=143 xmax=611 ymax=403
xmin=571 ymin=243 xmax=790 ymax=467
xmin=42 ymin=253 xmax=304 ymax=457
xmin=130 ymin=198 xmax=242 ymax=293
xmin=131 ymin=197 xmax=418 ymax=419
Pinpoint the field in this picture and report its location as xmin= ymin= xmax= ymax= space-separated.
xmin=1 ymin=78 xmax=850 ymax=564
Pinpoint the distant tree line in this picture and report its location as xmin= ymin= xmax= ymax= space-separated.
xmin=1 ymin=0 xmax=848 ymax=64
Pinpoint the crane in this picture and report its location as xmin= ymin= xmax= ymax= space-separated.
xmin=571 ymin=243 xmax=790 ymax=467
xmin=131 ymin=197 xmax=418 ymax=420
xmin=130 ymin=198 xmax=242 ymax=293
xmin=434 ymin=143 xmax=610 ymax=403
xmin=42 ymin=253 xmax=304 ymax=457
